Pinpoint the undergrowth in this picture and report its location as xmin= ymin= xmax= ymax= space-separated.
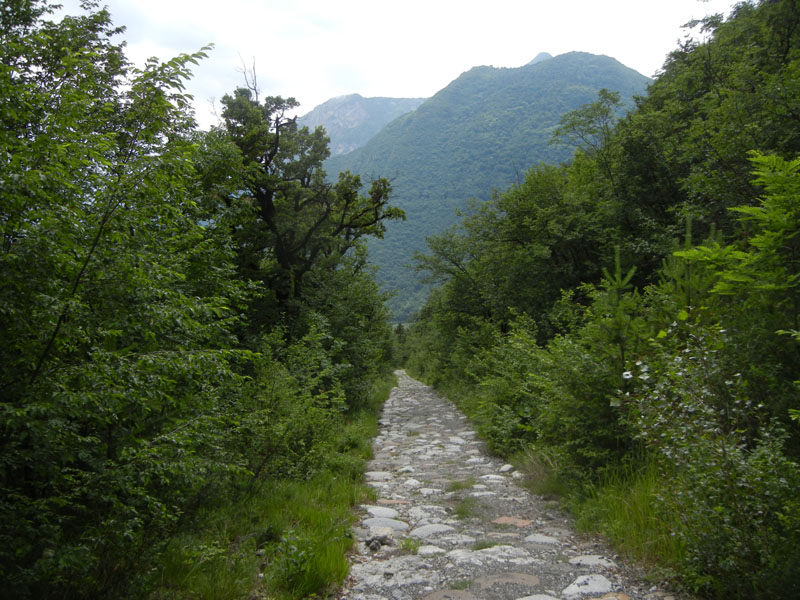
xmin=573 ymin=458 xmax=684 ymax=576
xmin=150 ymin=372 xmax=395 ymax=599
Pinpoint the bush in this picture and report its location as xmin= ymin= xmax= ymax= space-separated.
xmin=631 ymin=321 xmax=800 ymax=599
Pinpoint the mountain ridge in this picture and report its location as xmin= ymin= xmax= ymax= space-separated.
xmin=298 ymin=94 xmax=425 ymax=156
xmin=325 ymin=52 xmax=652 ymax=320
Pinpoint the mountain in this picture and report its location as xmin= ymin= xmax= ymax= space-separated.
xmin=298 ymin=94 xmax=426 ymax=156
xmin=326 ymin=52 xmax=652 ymax=321
xmin=527 ymin=51 xmax=553 ymax=65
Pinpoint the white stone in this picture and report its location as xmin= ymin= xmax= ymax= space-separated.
xmin=499 ymin=463 xmax=515 ymax=473
xmin=408 ymin=507 xmax=437 ymax=522
xmin=364 ymin=471 xmax=393 ymax=481
xmin=562 ymin=574 xmax=613 ymax=599
xmin=516 ymin=596 xmax=560 ymax=600
xmin=349 ymin=555 xmax=439 ymax=589
xmin=417 ymin=544 xmax=445 ymax=556
xmin=409 ymin=523 xmax=455 ymax=538
xmin=363 ymin=505 xmax=399 ymax=519
xmin=403 ymin=477 xmax=421 ymax=487
xmin=419 ymin=487 xmax=441 ymax=496
xmin=449 ymin=436 xmax=467 ymax=444
xmin=477 ymin=544 xmax=537 ymax=565
xmin=363 ymin=517 xmax=408 ymax=531
xmin=479 ymin=474 xmax=506 ymax=481
xmin=446 ymin=549 xmax=484 ymax=566
xmin=525 ymin=533 xmax=560 ymax=545
xmin=568 ymin=554 xmax=617 ymax=568
xmin=398 ymin=465 xmax=415 ymax=473
xmin=470 ymin=491 xmax=497 ymax=497
xmin=503 ymin=495 xmax=527 ymax=503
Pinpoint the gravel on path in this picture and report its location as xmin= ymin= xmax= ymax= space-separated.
xmin=340 ymin=370 xmax=682 ymax=600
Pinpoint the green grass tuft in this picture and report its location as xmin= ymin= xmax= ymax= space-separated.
xmin=446 ymin=476 xmax=476 ymax=491
xmin=575 ymin=458 xmax=684 ymax=574
xmin=452 ymin=496 xmax=479 ymax=520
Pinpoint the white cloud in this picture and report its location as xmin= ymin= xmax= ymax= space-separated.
xmin=56 ymin=0 xmax=739 ymax=128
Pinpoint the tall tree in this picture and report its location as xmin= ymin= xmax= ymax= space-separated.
xmin=0 ymin=2 xmax=245 ymax=596
xmin=218 ymin=86 xmax=404 ymax=330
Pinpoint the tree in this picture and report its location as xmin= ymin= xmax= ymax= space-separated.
xmin=217 ymin=86 xmax=404 ymax=331
xmin=552 ymin=88 xmax=623 ymax=193
xmin=0 ymin=2 xmax=246 ymax=596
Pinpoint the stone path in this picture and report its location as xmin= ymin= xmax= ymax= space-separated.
xmin=340 ymin=371 xmax=680 ymax=600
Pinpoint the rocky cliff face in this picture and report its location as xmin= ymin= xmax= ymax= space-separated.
xmin=298 ymin=94 xmax=426 ymax=156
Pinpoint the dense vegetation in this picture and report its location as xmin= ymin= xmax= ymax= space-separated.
xmin=297 ymin=94 xmax=425 ymax=156
xmin=327 ymin=52 xmax=651 ymax=321
xmin=0 ymin=2 xmax=400 ymax=598
xmin=403 ymin=1 xmax=800 ymax=598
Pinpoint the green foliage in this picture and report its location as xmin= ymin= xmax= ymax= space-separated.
xmin=629 ymin=321 xmax=800 ymax=598
xmin=412 ymin=161 xmax=615 ymax=343
xmin=217 ymin=86 xmax=404 ymax=333
xmin=406 ymin=3 xmax=800 ymax=597
xmin=152 ymin=372 xmax=393 ymax=600
xmin=398 ymin=536 xmax=422 ymax=555
xmin=0 ymin=3 xmax=248 ymax=595
xmin=0 ymin=2 xmax=398 ymax=597
xmin=328 ymin=52 xmax=651 ymax=321
xmin=576 ymin=458 xmax=685 ymax=573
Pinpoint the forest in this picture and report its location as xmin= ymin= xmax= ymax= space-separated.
xmin=403 ymin=1 xmax=800 ymax=598
xmin=1 ymin=1 xmax=400 ymax=597
xmin=2 ymin=0 xmax=800 ymax=599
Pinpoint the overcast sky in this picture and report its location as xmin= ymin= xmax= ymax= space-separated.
xmin=58 ymin=0 xmax=741 ymax=129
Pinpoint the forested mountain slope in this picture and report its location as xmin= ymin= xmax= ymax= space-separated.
xmin=297 ymin=94 xmax=425 ymax=156
xmin=327 ymin=52 xmax=651 ymax=320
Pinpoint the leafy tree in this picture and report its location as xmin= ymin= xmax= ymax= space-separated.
xmin=413 ymin=160 xmax=615 ymax=343
xmin=677 ymin=152 xmax=800 ymax=436
xmin=217 ymin=86 xmax=404 ymax=332
xmin=552 ymin=88 xmax=624 ymax=193
xmin=0 ymin=2 xmax=247 ymax=596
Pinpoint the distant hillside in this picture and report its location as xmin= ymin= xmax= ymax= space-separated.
xmin=326 ymin=52 xmax=651 ymax=321
xmin=298 ymin=94 xmax=425 ymax=156
xmin=527 ymin=51 xmax=553 ymax=65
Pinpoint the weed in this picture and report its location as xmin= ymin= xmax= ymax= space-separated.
xmin=575 ymin=458 xmax=683 ymax=571
xmin=513 ymin=447 xmax=569 ymax=499
xmin=398 ymin=537 xmax=421 ymax=555
xmin=472 ymin=539 xmax=499 ymax=550
xmin=446 ymin=476 xmax=476 ymax=491
xmin=453 ymin=497 xmax=479 ymax=520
